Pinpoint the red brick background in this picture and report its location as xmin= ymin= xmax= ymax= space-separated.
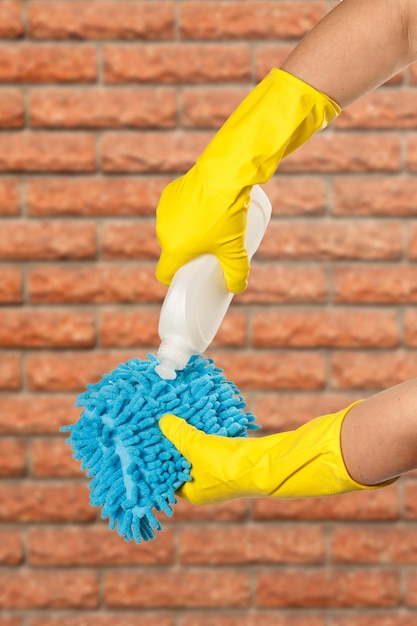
xmin=1 ymin=0 xmax=417 ymax=624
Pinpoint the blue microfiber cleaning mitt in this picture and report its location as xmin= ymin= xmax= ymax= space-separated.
xmin=61 ymin=354 xmax=258 ymax=543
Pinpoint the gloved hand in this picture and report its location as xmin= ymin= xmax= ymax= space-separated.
xmin=159 ymin=403 xmax=393 ymax=504
xmin=156 ymin=69 xmax=341 ymax=293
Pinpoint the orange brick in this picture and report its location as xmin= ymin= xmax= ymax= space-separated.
xmin=281 ymin=132 xmax=401 ymax=173
xmin=31 ymin=437 xmax=85 ymax=478
xmin=104 ymin=569 xmax=250 ymax=608
xmin=26 ymin=350 xmax=136 ymax=391
xmin=333 ymin=265 xmax=417 ymax=304
xmin=28 ymin=1 xmax=175 ymax=39
xmin=333 ymin=616 xmax=417 ymax=626
xmin=0 ymin=353 xmax=21 ymax=390
xmin=0 ymin=133 xmax=95 ymax=172
xmin=263 ymin=176 xmax=326 ymax=216
xmin=28 ymin=526 xmax=174 ymax=566
xmin=0 ymin=179 xmax=20 ymax=215
xmin=0 ymin=309 xmax=95 ymax=348
xmin=30 ymin=87 xmax=177 ymax=128
xmin=260 ymin=220 xmax=402 ymax=260
xmin=0 ymin=482 xmax=94 ymax=523
xmin=102 ymin=220 xmax=159 ymax=260
xmin=0 ymin=529 xmax=24 ymax=565
xmin=0 ymin=617 xmax=24 ymax=626
xmin=102 ymin=131 xmax=210 ymax=173
xmin=26 ymin=176 xmax=169 ymax=217
xmin=0 ymin=267 xmax=22 ymax=303
xmin=331 ymin=351 xmax=417 ymax=389
xmin=0 ymin=89 xmax=23 ymax=128
xmin=180 ymin=1 xmax=326 ymax=39
xmin=252 ymin=309 xmax=399 ymax=348
xmin=179 ymin=525 xmax=325 ymax=565
xmin=407 ymin=136 xmax=417 ymax=171
xmin=212 ymin=309 xmax=248 ymax=347
xmin=332 ymin=176 xmax=417 ymax=216
xmin=0 ymin=438 xmax=26 ymax=476
xmin=28 ymin=616 xmax=174 ymax=626
xmin=180 ymin=615 xmax=326 ymax=626
xmin=235 ymin=264 xmax=328 ymax=304
xmin=255 ymin=44 xmax=294 ymax=80
xmin=173 ymin=498 xmax=249 ymax=523
xmin=182 ymin=86 xmax=249 ymax=128
xmin=336 ymin=89 xmax=417 ymax=129
xmin=332 ymin=526 xmax=417 ymax=564
xmin=100 ymin=307 xmax=246 ymax=348
xmin=407 ymin=571 xmax=417 ymax=607
xmin=99 ymin=307 xmax=160 ymax=347
xmin=0 ymin=395 xmax=79 ymax=434
xmin=0 ymin=45 xmax=97 ymax=83
xmin=212 ymin=350 xmax=326 ymax=391
xmin=0 ymin=571 xmax=98 ymax=609
xmin=28 ymin=264 xmax=165 ymax=304
xmin=256 ymin=569 xmax=400 ymax=608
xmin=406 ymin=572 xmax=417 ymax=607
xmin=0 ymin=222 xmax=96 ymax=260
xmin=103 ymin=44 xmax=250 ymax=84
xmin=0 ymin=1 xmax=23 ymax=38
xmin=408 ymin=222 xmax=417 ymax=259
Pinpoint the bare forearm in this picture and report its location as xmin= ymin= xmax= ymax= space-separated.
xmin=282 ymin=0 xmax=417 ymax=108
xmin=282 ymin=0 xmax=417 ymax=485
xmin=341 ymin=379 xmax=417 ymax=485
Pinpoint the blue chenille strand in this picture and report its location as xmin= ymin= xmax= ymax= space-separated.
xmin=61 ymin=353 xmax=259 ymax=543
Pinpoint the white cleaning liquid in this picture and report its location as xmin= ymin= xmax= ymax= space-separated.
xmin=155 ymin=185 xmax=272 ymax=380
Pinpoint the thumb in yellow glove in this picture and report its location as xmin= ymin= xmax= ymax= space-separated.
xmin=156 ymin=69 xmax=340 ymax=294
xmin=159 ymin=403 xmax=395 ymax=505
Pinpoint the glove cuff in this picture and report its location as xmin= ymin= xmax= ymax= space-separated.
xmin=198 ymin=68 xmax=341 ymax=196
xmin=252 ymin=401 xmax=398 ymax=499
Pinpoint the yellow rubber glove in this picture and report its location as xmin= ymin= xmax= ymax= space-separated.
xmin=156 ymin=69 xmax=341 ymax=293
xmin=159 ymin=403 xmax=395 ymax=504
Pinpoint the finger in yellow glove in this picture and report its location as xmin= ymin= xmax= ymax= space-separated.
xmin=159 ymin=403 xmax=396 ymax=505
xmin=156 ymin=69 xmax=341 ymax=293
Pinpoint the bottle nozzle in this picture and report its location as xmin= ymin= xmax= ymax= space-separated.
xmin=155 ymin=336 xmax=193 ymax=380
xmin=155 ymin=358 xmax=178 ymax=380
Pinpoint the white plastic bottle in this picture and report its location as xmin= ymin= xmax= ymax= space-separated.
xmin=155 ymin=185 xmax=272 ymax=380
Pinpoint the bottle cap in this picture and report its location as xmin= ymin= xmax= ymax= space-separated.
xmin=155 ymin=335 xmax=193 ymax=380
xmin=155 ymin=358 xmax=178 ymax=380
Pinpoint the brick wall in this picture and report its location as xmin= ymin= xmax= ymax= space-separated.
xmin=1 ymin=0 xmax=417 ymax=624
